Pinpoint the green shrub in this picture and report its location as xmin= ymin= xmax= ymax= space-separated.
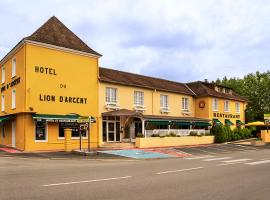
xmin=151 ymin=134 xmax=160 ymax=137
xmin=136 ymin=133 xmax=144 ymax=138
xmin=189 ymin=131 xmax=198 ymax=136
xmin=166 ymin=132 xmax=177 ymax=137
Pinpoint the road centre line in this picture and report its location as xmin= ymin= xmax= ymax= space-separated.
xmin=245 ymin=160 xmax=270 ymax=165
xmin=222 ymin=158 xmax=252 ymax=163
xmin=41 ymin=176 xmax=132 ymax=187
xmin=185 ymin=155 xmax=214 ymax=160
xmin=156 ymin=167 xmax=204 ymax=175
xmin=203 ymin=157 xmax=232 ymax=161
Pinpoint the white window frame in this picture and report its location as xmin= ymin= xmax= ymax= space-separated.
xmin=212 ymin=98 xmax=218 ymax=111
xmin=1 ymin=95 xmax=5 ymax=112
xmin=182 ymin=97 xmax=189 ymax=111
xmin=11 ymin=89 xmax=16 ymax=109
xmin=106 ymin=87 xmax=117 ymax=104
xmin=160 ymin=94 xmax=169 ymax=108
xmin=134 ymin=91 xmax=144 ymax=106
xmin=1 ymin=67 xmax=5 ymax=84
xmin=224 ymin=100 xmax=230 ymax=112
xmin=235 ymin=102 xmax=240 ymax=114
xmin=35 ymin=121 xmax=48 ymax=142
xmin=12 ymin=58 xmax=16 ymax=78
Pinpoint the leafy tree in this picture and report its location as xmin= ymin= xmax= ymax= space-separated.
xmin=215 ymin=71 xmax=270 ymax=122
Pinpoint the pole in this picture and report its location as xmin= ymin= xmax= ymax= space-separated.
xmin=88 ymin=117 xmax=91 ymax=152
xmin=79 ymin=125 xmax=82 ymax=151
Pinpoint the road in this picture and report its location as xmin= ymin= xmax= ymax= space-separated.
xmin=1 ymin=145 xmax=270 ymax=200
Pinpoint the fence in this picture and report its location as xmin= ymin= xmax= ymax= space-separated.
xmin=145 ymin=129 xmax=210 ymax=137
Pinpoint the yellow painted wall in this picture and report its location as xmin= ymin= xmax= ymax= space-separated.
xmin=135 ymin=136 xmax=215 ymax=148
xmin=99 ymin=83 xmax=195 ymax=117
xmin=194 ymin=97 xmax=246 ymax=128
xmin=0 ymin=45 xmax=26 ymax=115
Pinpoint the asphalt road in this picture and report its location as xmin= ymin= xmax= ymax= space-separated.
xmin=1 ymin=147 xmax=270 ymax=200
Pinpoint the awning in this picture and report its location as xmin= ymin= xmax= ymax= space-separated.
xmin=225 ymin=119 xmax=234 ymax=126
xmin=245 ymin=121 xmax=265 ymax=126
xmin=102 ymin=109 xmax=142 ymax=118
xmin=32 ymin=114 xmax=95 ymax=123
xmin=148 ymin=121 xmax=171 ymax=125
xmin=213 ymin=119 xmax=223 ymax=126
xmin=0 ymin=115 xmax=15 ymax=122
xmin=193 ymin=122 xmax=211 ymax=127
xmin=236 ymin=120 xmax=245 ymax=126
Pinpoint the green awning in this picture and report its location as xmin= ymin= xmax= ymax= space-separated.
xmin=225 ymin=119 xmax=234 ymax=126
xmin=193 ymin=122 xmax=211 ymax=127
xmin=32 ymin=114 xmax=96 ymax=123
xmin=148 ymin=121 xmax=170 ymax=125
xmin=213 ymin=119 xmax=223 ymax=126
xmin=0 ymin=115 xmax=15 ymax=122
xmin=173 ymin=122 xmax=192 ymax=126
xmin=236 ymin=120 xmax=244 ymax=126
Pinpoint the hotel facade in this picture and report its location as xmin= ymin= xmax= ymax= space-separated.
xmin=0 ymin=17 xmax=247 ymax=151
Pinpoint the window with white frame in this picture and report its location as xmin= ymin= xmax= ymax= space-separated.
xmin=224 ymin=100 xmax=230 ymax=112
xmin=35 ymin=120 xmax=47 ymax=141
xmin=235 ymin=102 xmax=240 ymax=113
xmin=11 ymin=89 xmax=16 ymax=109
xmin=160 ymin=94 xmax=169 ymax=108
xmin=106 ymin=87 xmax=117 ymax=104
xmin=212 ymin=98 xmax=218 ymax=111
xmin=182 ymin=97 xmax=189 ymax=111
xmin=134 ymin=91 xmax=144 ymax=106
xmin=1 ymin=95 xmax=4 ymax=111
xmin=1 ymin=67 xmax=5 ymax=83
xmin=12 ymin=58 xmax=16 ymax=78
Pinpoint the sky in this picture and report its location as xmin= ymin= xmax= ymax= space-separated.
xmin=0 ymin=0 xmax=270 ymax=82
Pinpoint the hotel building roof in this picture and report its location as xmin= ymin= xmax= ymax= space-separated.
xmin=99 ymin=67 xmax=195 ymax=96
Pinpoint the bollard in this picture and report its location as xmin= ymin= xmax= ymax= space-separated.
xmin=64 ymin=128 xmax=72 ymax=152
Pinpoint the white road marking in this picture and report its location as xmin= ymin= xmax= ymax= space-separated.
xmin=191 ymin=148 xmax=217 ymax=154
xmin=156 ymin=167 xmax=204 ymax=175
xmin=227 ymin=144 xmax=258 ymax=151
xmin=41 ymin=176 xmax=132 ymax=187
xmin=245 ymin=160 xmax=270 ymax=165
xmin=217 ymin=161 xmax=249 ymax=166
xmin=203 ymin=157 xmax=232 ymax=161
xmin=222 ymin=158 xmax=252 ymax=163
xmin=185 ymin=155 xmax=214 ymax=160
xmin=205 ymin=146 xmax=230 ymax=152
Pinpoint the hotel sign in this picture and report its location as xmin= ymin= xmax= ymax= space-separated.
xmin=213 ymin=112 xmax=240 ymax=119
xmin=1 ymin=77 xmax=21 ymax=92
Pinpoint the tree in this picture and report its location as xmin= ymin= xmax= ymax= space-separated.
xmin=215 ymin=71 xmax=270 ymax=122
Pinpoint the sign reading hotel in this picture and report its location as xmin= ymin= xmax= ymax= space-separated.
xmin=213 ymin=112 xmax=240 ymax=119
xmin=35 ymin=65 xmax=88 ymax=104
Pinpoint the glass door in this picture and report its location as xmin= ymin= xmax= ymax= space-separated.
xmin=107 ymin=122 xmax=115 ymax=142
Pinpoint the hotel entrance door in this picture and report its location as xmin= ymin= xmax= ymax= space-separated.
xmin=106 ymin=121 xmax=120 ymax=142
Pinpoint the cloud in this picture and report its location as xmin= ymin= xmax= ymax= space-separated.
xmin=0 ymin=0 xmax=270 ymax=82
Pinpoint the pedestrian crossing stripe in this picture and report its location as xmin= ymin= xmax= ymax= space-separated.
xmin=245 ymin=160 xmax=270 ymax=165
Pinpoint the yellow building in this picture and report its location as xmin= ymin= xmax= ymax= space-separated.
xmin=0 ymin=17 xmax=247 ymax=151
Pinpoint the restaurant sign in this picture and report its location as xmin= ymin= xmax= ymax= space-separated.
xmin=213 ymin=112 xmax=240 ymax=119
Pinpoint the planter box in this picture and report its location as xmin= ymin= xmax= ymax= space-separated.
xmin=135 ymin=136 xmax=215 ymax=148
xmin=251 ymin=140 xmax=265 ymax=146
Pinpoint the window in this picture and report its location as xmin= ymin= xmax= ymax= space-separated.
xmin=160 ymin=95 xmax=168 ymax=108
xmin=212 ymin=98 xmax=218 ymax=111
xmin=235 ymin=102 xmax=240 ymax=113
xmin=58 ymin=122 xmax=88 ymax=138
xmin=106 ymin=87 xmax=117 ymax=104
xmin=134 ymin=91 xmax=144 ymax=106
xmin=11 ymin=89 xmax=16 ymax=109
xmin=1 ymin=95 xmax=4 ymax=112
xmin=182 ymin=97 xmax=189 ymax=111
xmin=35 ymin=120 xmax=47 ymax=141
xmin=12 ymin=58 xmax=16 ymax=78
xmin=224 ymin=100 xmax=230 ymax=112
xmin=1 ymin=67 xmax=5 ymax=83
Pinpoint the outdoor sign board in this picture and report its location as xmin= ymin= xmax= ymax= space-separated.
xmin=264 ymin=114 xmax=270 ymax=125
